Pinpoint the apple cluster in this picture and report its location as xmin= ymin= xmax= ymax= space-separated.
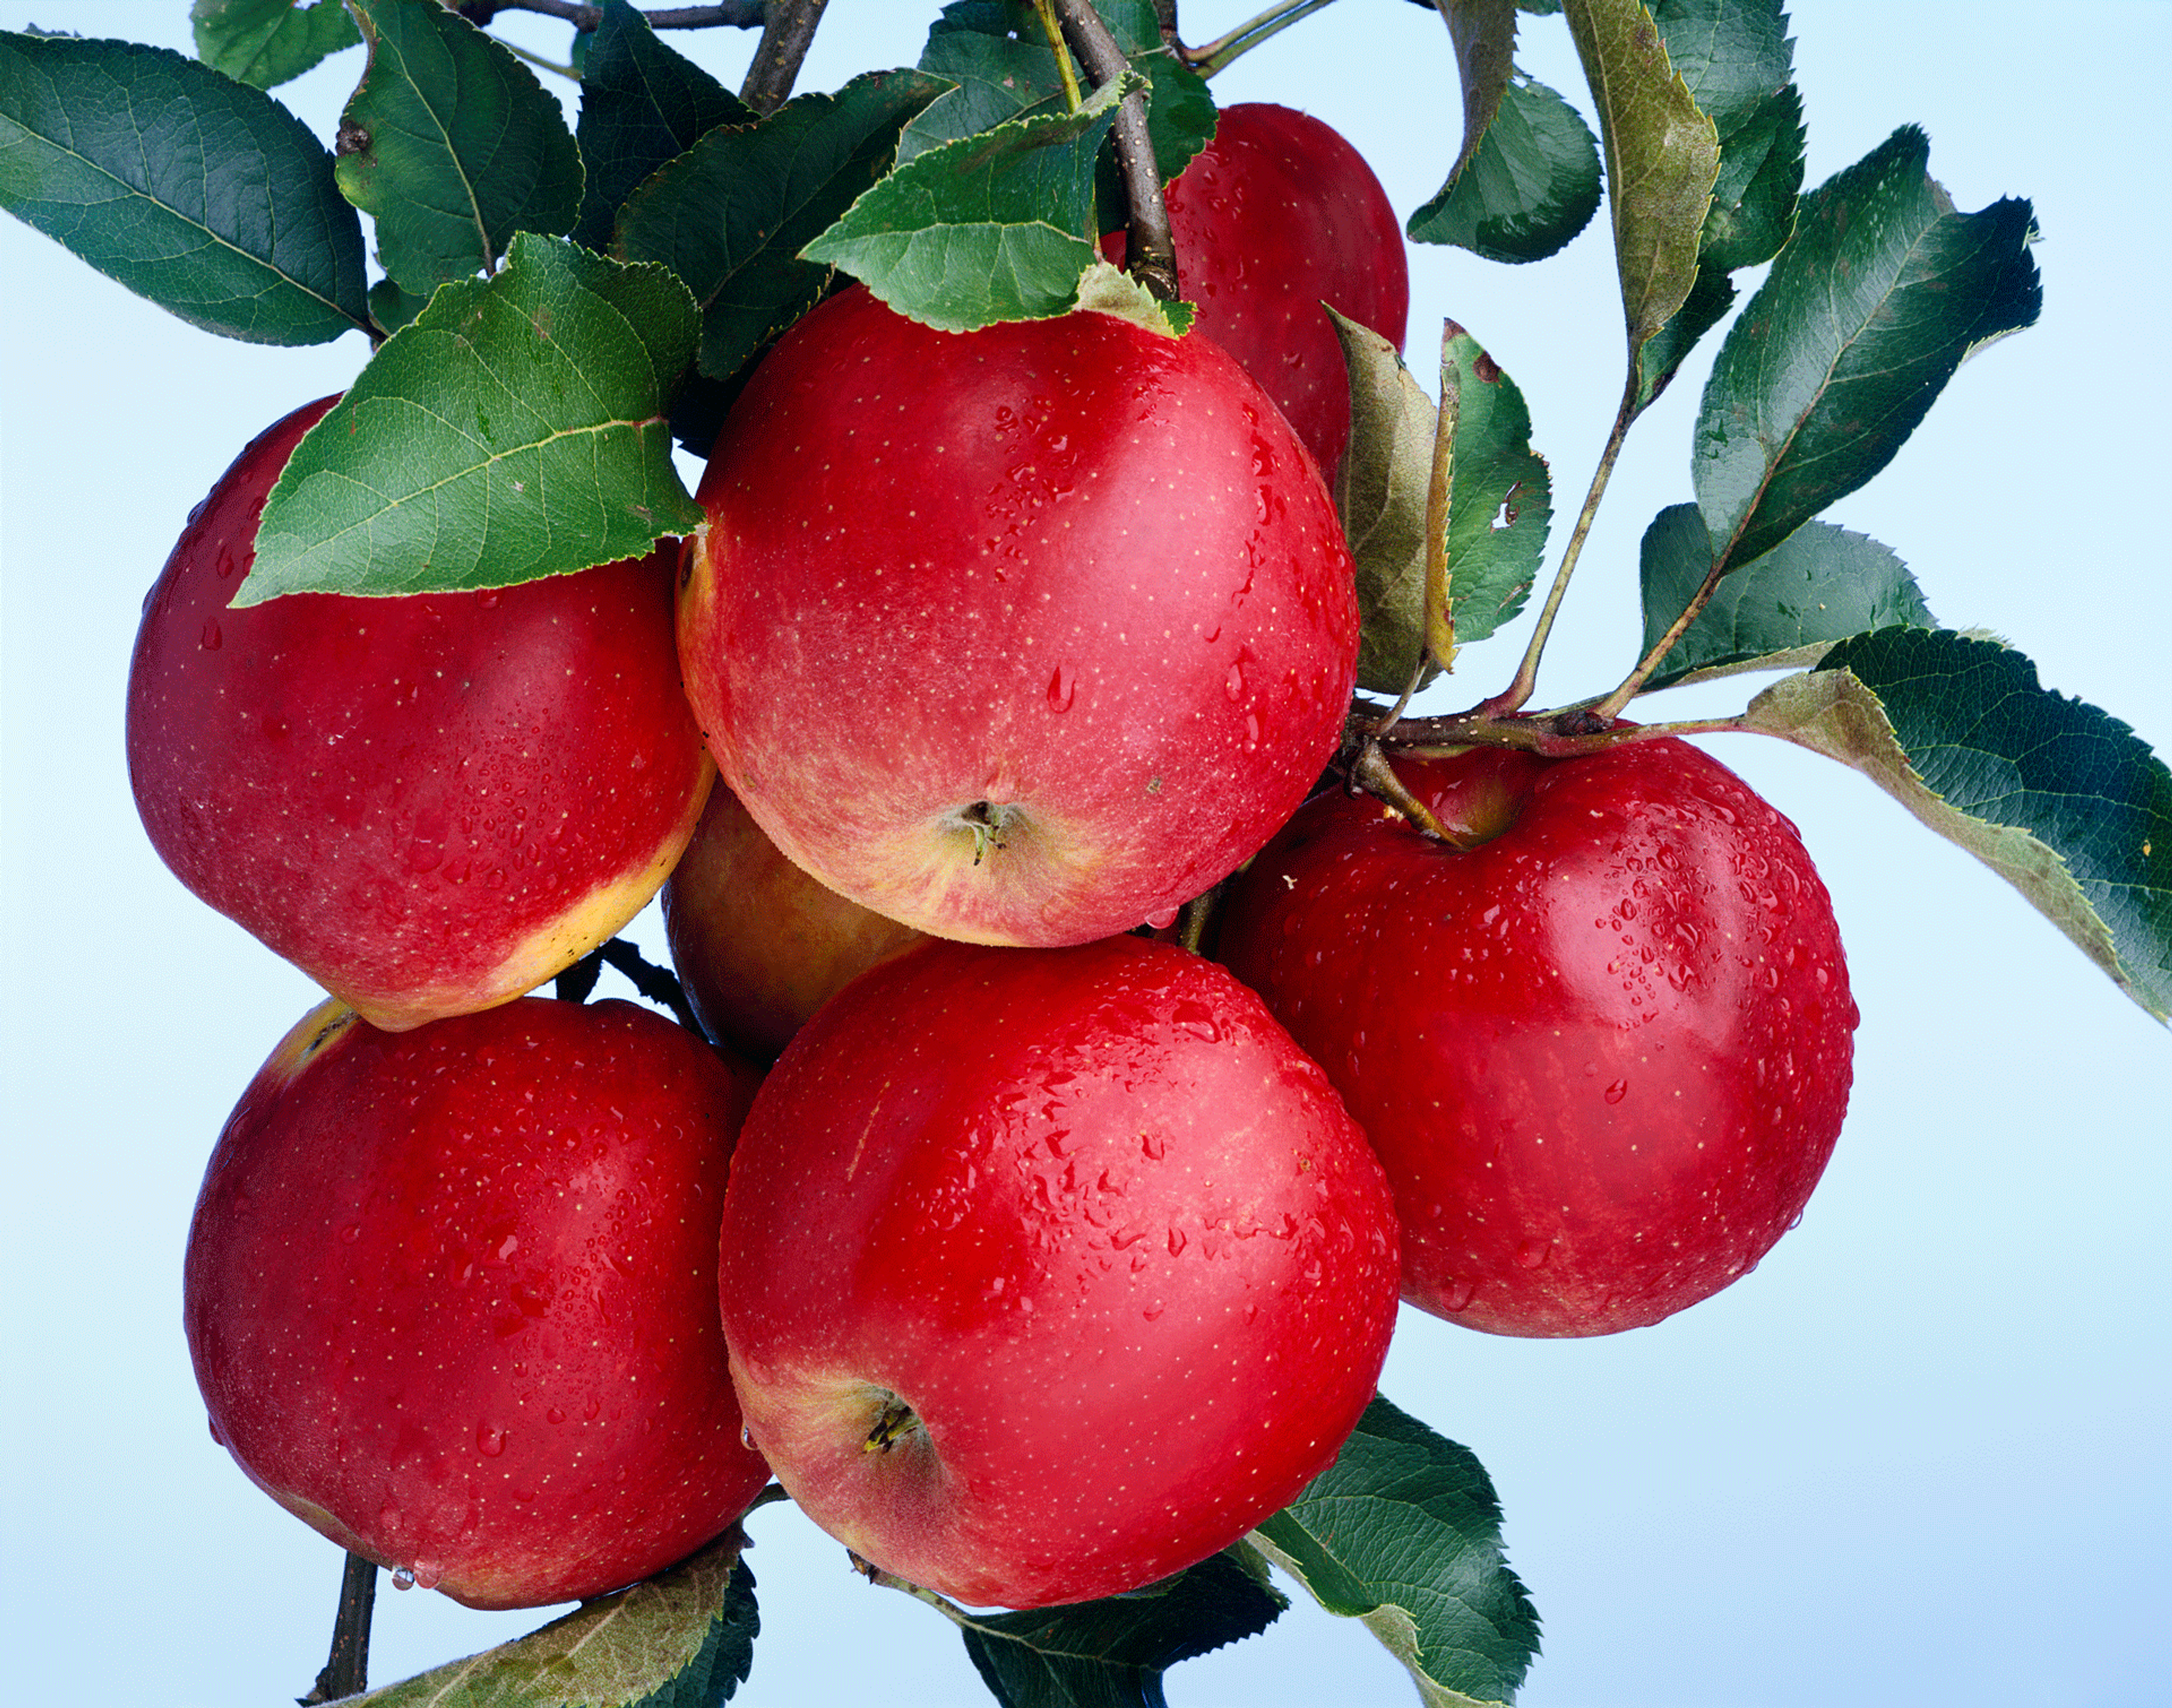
xmin=137 ymin=106 xmax=1854 ymax=1617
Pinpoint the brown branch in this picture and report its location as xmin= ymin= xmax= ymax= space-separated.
xmin=296 ymin=1552 xmax=377 ymax=1705
xmin=740 ymin=0 xmax=829 ymax=114
xmin=1054 ymin=0 xmax=1179 ymax=301
xmin=460 ymin=0 xmax=765 ymax=28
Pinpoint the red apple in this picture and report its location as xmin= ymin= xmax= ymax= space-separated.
xmin=1107 ymin=102 xmax=1411 ymax=478
xmin=127 ymin=396 xmax=714 ymax=1032
xmin=676 ymin=285 xmax=1359 ymax=949
xmin=662 ymin=778 xmax=925 ymax=1060
xmin=716 ymin=935 xmax=1400 ymax=1609
xmin=1218 ymin=738 xmax=1858 ymax=1337
xmin=183 ymin=994 xmax=771 ymax=1610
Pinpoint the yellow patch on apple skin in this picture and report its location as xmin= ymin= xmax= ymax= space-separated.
xmin=255 ymin=998 xmax=360 ymax=1090
xmin=341 ymin=757 xmax=718 ymax=1033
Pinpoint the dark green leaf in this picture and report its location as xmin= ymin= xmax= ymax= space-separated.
xmin=1628 ymin=1 xmax=1802 ymax=409
xmin=1250 ymin=1396 xmax=1539 ymax=1707
xmin=1631 ymin=262 xmax=1732 ymax=409
xmin=1562 ymin=0 xmax=1721 ymax=359
xmin=617 ymin=68 xmax=949 ymax=381
xmin=1693 ymin=125 xmax=2042 ymax=573
xmin=365 ymin=273 xmax=431 ymax=333
xmin=800 ymin=70 xmax=1132 ymax=331
xmin=1746 ymin=630 xmax=2172 ymax=1023
xmin=191 ymin=0 xmax=359 ymax=90
xmin=950 ymin=1548 xmax=1286 ymax=1708
xmin=902 ymin=0 xmax=1212 ymax=189
xmin=1406 ymin=74 xmax=1601 ymax=264
xmin=245 ymin=232 xmax=703 ymax=603
xmin=0 ymin=29 xmax=368 ymax=343
xmin=1637 ymin=502 xmax=1933 ymax=688
xmin=349 ymin=1531 xmax=756 ymax=1706
xmin=1437 ymin=1 xmax=1519 ymax=194
xmin=337 ymin=0 xmax=584 ymax=294
xmin=572 ymin=0 xmax=753 ymax=251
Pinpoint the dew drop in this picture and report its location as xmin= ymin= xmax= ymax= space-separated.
xmin=1144 ymin=906 xmax=1179 ymax=930
xmin=1440 ymin=1278 xmax=1477 ymax=1312
xmin=390 ymin=1566 xmax=416 ymax=1591
xmin=1046 ymin=661 xmax=1076 ymax=713
xmin=408 ymin=1558 xmax=444 ymax=1591
xmin=200 ymin=620 xmax=222 ymax=651
xmin=740 ymin=1424 xmax=757 ymax=1451
xmin=338 ymin=1223 xmax=361 ymax=1244
xmin=1514 ymin=1237 xmax=1552 ymax=1269
xmin=1224 ymin=662 xmax=1245 ymax=701
xmin=1604 ymin=1079 xmax=1628 ymax=1105
xmin=214 ymin=547 xmax=238 ymax=579
xmin=477 ymin=1424 xmax=508 ymax=1457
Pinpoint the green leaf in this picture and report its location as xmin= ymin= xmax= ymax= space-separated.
xmin=351 ymin=1531 xmax=757 ymax=1707
xmin=245 ymin=232 xmax=703 ymax=603
xmin=1631 ymin=0 xmax=1802 ymax=407
xmin=336 ymin=0 xmax=584 ymax=295
xmin=0 ymin=29 xmax=368 ymax=343
xmin=572 ymin=0 xmax=755 ymax=252
xmin=1744 ymin=629 xmax=2172 ymax=1023
xmin=191 ymin=0 xmax=359 ymax=90
xmin=1436 ymin=1 xmax=1519 ymax=194
xmin=902 ymin=0 xmax=1212 ymax=191
xmin=942 ymin=1548 xmax=1286 ymax=1708
xmin=1332 ymin=310 xmax=1552 ymax=697
xmin=1693 ymin=125 xmax=2042 ymax=573
xmin=800 ymin=70 xmax=1134 ymax=332
xmin=1562 ymin=0 xmax=1720 ymax=364
xmin=1249 ymin=1396 xmax=1540 ymax=1707
xmin=1637 ymin=503 xmax=1933 ymax=689
xmin=1406 ymin=73 xmax=1601 ymax=264
xmin=617 ymin=68 xmax=950 ymax=382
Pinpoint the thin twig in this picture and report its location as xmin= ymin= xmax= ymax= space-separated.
xmin=1178 ymin=0 xmax=1343 ymax=74
xmin=1054 ymin=0 xmax=1178 ymax=301
xmin=1481 ymin=386 xmax=1636 ymax=718
xmin=459 ymin=1 xmax=766 ymax=29
xmin=740 ymin=0 xmax=828 ymax=114
xmin=297 ymin=1552 xmax=377 ymax=1705
xmin=1031 ymin=0 xmax=1085 ymax=111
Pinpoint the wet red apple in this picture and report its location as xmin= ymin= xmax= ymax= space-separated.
xmin=1219 ymin=738 xmax=1858 ymax=1336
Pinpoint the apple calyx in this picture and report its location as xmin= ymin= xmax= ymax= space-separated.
xmin=946 ymin=799 xmax=1020 ymax=867
xmin=863 ymin=1396 xmax=922 ymax=1454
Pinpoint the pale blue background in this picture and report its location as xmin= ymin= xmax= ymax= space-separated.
xmin=2 ymin=3 xmax=2166 ymax=1705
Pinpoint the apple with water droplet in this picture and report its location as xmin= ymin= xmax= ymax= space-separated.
xmin=183 ymin=994 xmax=771 ymax=1610
xmin=1217 ymin=737 xmax=1858 ymax=1336
xmin=1106 ymin=102 xmax=1410 ymax=478
xmin=662 ymin=778 xmax=925 ymax=1060
xmin=127 ymin=395 xmax=713 ymax=1031
xmin=675 ymin=282 xmax=1359 ymax=948
xmin=717 ymin=934 xmax=1399 ymax=1608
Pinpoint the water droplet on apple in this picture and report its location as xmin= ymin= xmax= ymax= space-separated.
xmin=1514 ymin=1237 xmax=1552 ymax=1269
xmin=1604 ymin=1079 xmax=1628 ymax=1105
xmin=213 ymin=545 xmax=235 ymax=577
xmin=206 ymin=1413 xmax=226 ymax=1446
xmin=1167 ymin=1227 xmax=1188 ymax=1257
xmin=740 ymin=1424 xmax=756 ymax=1451
xmin=1046 ymin=662 xmax=1076 ymax=713
xmin=1440 ymin=1278 xmax=1477 ymax=1312
xmin=545 ymin=1406 xmax=565 ymax=1425
xmin=1142 ymin=1301 xmax=1165 ymax=1321
xmin=1144 ymin=906 xmax=1179 ymax=930
xmin=1224 ymin=662 xmax=1245 ymax=700
xmin=477 ymin=1424 xmax=508 ymax=1457
xmin=1243 ymin=712 xmax=1261 ymax=750
xmin=408 ymin=1558 xmax=444 ymax=1591
xmin=338 ymin=1223 xmax=361 ymax=1243
xmin=200 ymin=620 xmax=222 ymax=651
xmin=390 ymin=1566 xmax=416 ymax=1591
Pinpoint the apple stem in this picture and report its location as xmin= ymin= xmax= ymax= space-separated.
xmin=739 ymin=0 xmax=830 ymax=115
xmin=1381 ymin=709 xmax=1753 ymax=761
xmin=1587 ymin=555 xmax=1731 ymax=723
xmin=1484 ymin=389 xmax=1636 ymax=719
xmin=1056 ymin=0 xmax=1180 ymax=301
xmin=1348 ymin=741 xmax=1463 ymax=844
xmin=1178 ymin=0 xmax=1346 ymax=75
xmin=296 ymin=1551 xmax=377 ymax=1705
xmin=1176 ymin=879 xmax=1228 ymax=955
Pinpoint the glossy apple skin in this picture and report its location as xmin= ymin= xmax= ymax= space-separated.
xmin=676 ymin=287 xmax=1359 ymax=949
xmin=662 ymin=779 xmax=925 ymax=1060
xmin=717 ymin=935 xmax=1399 ymax=1608
xmin=127 ymin=396 xmax=713 ymax=1031
xmin=1218 ymin=740 xmax=1858 ymax=1337
xmin=1107 ymin=103 xmax=1410 ymax=477
xmin=183 ymin=995 xmax=771 ymax=1611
